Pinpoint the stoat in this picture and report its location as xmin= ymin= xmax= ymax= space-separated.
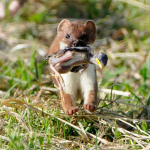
xmin=48 ymin=19 xmax=98 ymax=115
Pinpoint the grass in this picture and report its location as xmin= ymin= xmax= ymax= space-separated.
xmin=0 ymin=0 xmax=150 ymax=149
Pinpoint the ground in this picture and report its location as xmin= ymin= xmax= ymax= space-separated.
xmin=0 ymin=0 xmax=150 ymax=149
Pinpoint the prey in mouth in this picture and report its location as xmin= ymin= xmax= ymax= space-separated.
xmin=46 ymin=46 xmax=108 ymax=74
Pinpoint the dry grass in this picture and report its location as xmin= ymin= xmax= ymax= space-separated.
xmin=0 ymin=0 xmax=150 ymax=149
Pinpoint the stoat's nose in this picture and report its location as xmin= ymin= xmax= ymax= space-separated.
xmin=73 ymin=40 xmax=86 ymax=47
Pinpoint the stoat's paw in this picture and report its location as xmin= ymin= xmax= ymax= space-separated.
xmin=65 ymin=106 xmax=79 ymax=115
xmin=83 ymin=103 xmax=97 ymax=112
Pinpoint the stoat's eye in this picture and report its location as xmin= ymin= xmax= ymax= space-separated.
xmin=66 ymin=34 xmax=70 ymax=39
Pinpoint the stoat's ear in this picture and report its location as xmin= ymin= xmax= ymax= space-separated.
xmin=57 ymin=19 xmax=71 ymax=33
xmin=84 ymin=20 xmax=96 ymax=34
xmin=84 ymin=20 xmax=96 ymax=44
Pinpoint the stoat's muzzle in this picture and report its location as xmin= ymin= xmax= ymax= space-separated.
xmin=72 ymin=40 xmax=87 ymax=47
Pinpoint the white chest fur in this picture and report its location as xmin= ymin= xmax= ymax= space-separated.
xmin=61 ymin=63 xmax=96 ymax=103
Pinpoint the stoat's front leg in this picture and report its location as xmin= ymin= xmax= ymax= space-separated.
xmin=60 ymin=72 xmax=80 ymax=115
xmin=80 ymin=64 xmax=98 ymax=112
xmin=50 ymin=62 xmax=79 ymax=115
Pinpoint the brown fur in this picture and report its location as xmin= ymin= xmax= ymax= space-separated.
xmin=48 ymin=19 xmax=97 ymax=115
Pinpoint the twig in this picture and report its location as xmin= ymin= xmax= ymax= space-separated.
xmin=99 ymin=89 xmax=131 ymax=97
xmin=41 ymin=86 xmax=131 ymax=97
xmin=42 ymin=86 xmax=58 ymax=92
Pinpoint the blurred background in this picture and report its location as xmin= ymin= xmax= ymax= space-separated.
xmin=0 ymin=0 xmax=150 ymax=102
xmin=0 ymin=0 xmax=150 ymax=149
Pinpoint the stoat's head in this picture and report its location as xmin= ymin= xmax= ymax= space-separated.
xmin=57 ymin=19 xmax=96 ymax=49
